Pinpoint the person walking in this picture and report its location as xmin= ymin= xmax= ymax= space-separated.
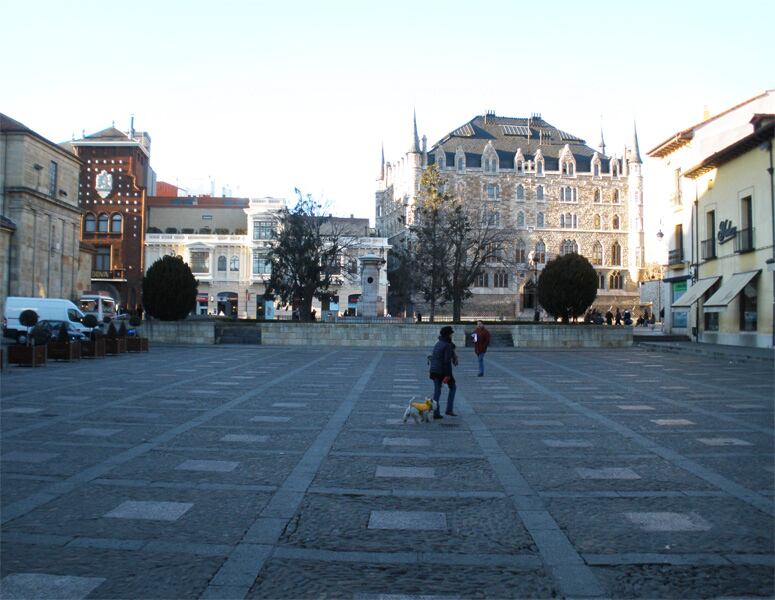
xmin=472 ymin=320 xmax=491 ymax=377
xmin=605 ymin=307 xmax=614 ymax=326
xmin=615 ymin=308 xmax=622 ymax=326
xmin=429 ymin=326 xmax=457 ymax=418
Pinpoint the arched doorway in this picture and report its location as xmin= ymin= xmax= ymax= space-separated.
xmin=522 ymin=281 xmax=537 ymax=310
xmin=217 ymin=292 xmax=238 ymax=317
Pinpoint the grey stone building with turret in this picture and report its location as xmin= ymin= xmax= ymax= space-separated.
xmin=376 ymin=112 xmax=646 ymax=318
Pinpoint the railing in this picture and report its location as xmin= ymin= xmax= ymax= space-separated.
xmin=734 ymin=228 xmax=754 ymax=253
xmin=91 ymin=269 xmax=126 ymax=280
xmin=700 ymin=239 xmax=716 ymax=260
xmin=668 ymin=248 xmax=684 ymax=265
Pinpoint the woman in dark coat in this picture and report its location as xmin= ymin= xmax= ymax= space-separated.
xmin=429 ymin=326 xmax=458 ymax=418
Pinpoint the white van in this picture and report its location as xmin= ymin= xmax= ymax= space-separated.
xmin=79 ymin=294 xmax=117 ymax=324
xmin=3 ymin=297 xmax=90 ymax=343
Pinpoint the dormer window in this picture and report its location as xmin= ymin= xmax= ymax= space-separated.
xmin=536 ymin=159 xmax=544 ymax=176
xmin=483 ymin=144 xmax=498 ymax=174
xmin=612 ymin=159 xmax=620 ymax=178
xmin=456 ymin=151 xmax=466 ymax=173
xmin=561 ymin=160 xmax=575 ymax=176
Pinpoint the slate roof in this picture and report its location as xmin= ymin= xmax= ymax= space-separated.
xmin=83 ymin=126 xmax=132 ymax=141
xmin=427 ymin=114 xmax=606 ymax=168
xmin=1 ymin=114 xmax=80 ymax=160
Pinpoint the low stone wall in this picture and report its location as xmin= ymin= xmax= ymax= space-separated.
xmin=513 ymin=324 xmax=631 ymax=348
xmin=258 ymin=323 xmax=444 ymax=347
xmin=140 ymin=320 xmax=215 ymax=345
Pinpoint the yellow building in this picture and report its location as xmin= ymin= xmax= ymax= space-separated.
xmin=648 ymin=91 xmax=774 ymax=348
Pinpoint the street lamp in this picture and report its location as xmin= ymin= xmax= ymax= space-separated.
xmin=527 ymin=251 xmax=540 ymax=321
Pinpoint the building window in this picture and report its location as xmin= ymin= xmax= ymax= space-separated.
xmin=485 ymin=243 xmax=504 ymax=262
xmin=49 ymin=161 xmax=58 ymax=198
xmin=84 ymin=213 xmax=96 ymax=233
xmin=591 ymin=241 xmax=602 ymax=265
xmin=253 ymin=221 xmax=275 ymax=240
xmin=593 ymin=214 xmax=601 ymax=229
xmin=739 ymin=280 xmax=757 ymax=331
xmin=561 ymin=187 xmax=577 ymax=202
xmin=516 ymin=184 xmax=525 ymax=201
xmin=190 ymin=251 xmax=210 ymax=274
xmin=561 ymin=160 xmax=575 ymax=176
xmin=534 ymin=241 xmax=546 ymax=263
xmin=611 ymin=241 xmax=622 ymax=266
xmin=494 ymin=271 xmax=509 ymax=288
xmin=230 ymin=256 xmax=240 ymax=271
xmin=560 ymin=213 xmax=576 ymax=229
xmin=612 ymin=214 xmax=620 ymax=230
xmin=593 ymin=188 xmax=601 ymax=203
xmin=704 ymin=311 xmax=719 ymax=332
xmin=560 ymin=239 xmax=578 ymax=256
xmin=516 ymin=159 xmax=524 ymax=173
xmin=612 ymin=160 xmax=620 ymax=178
xmin=593 ymin=162 xmax=600 ymax=177
xmin=537 ymin=212 xmax=545 ymax=228
xmin=484 ymin=154 xmax=497 ymax=173
xmin=252 ymin=252 xmax=271 ymax=274
xmin=456 ymin=154 xmax=465 ymax=172
xmin=536 ymin=159 xmax=544 ymax=176
xmin=97 ymin=213 xmax=109 ymax=232
xmin=482 ymin=209 xmax=500 ymax=227
xmin=110 ymin=213 xmax=122 ymax=233
xmin=486 ymin=183 xmax=499 ymax=200
xmin=598 ymin=272 xmax=606 ymax=289
xmin=517 ymin=211 xmax=525 ymax=228
xmin=476 ymin=272 xmax=489 ymax=287
xmin=613 ymin=189 xmax=621 ymax=204
xmin=516 ymin=240 xmax=526 ymax=263
xmin=94 ymin=246 xmax=110 ymax=271
xmin=609 ymin=271 xmax=623 ymax=289
xmin=217 ymin=255 xmax=227 ymax=271
xmin=536 ymin=185 xmax=544 ymax=201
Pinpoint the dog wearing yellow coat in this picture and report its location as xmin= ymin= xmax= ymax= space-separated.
xmin=402 ymin=396 xmax=437 ymax=424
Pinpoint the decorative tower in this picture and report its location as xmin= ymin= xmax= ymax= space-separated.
xmin=406 ymin=110 xmax=424 ymax=227
xmin=627 ymin=122 xmax=645 ymax=283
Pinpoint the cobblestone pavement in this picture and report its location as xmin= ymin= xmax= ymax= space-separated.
xmin=1 ymin=345 xmax=773 ymax=599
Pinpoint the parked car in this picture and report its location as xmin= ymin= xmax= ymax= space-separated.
xmin=37 ymin=320 xmax=89 ymax=342
xmin=3 ymin=297 xmax=90 ymax=344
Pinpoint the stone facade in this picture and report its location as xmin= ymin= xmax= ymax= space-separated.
xmin=0 ymin=114 xmax=93 ymax=317
xmin=377 ymin=113 xmax=646 ymax=318
xmin=144 ymin=196 xmax=390 ymax=318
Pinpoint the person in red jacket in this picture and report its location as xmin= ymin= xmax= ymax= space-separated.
xmin=472 ymin=320 xmax=491 ymax=377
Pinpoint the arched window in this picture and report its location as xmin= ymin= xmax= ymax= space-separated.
xmin=517 ymin=211 xmax=525 ymax=227
xmin=84 ymin=213 xmax=96 ymax=233
xmin=613 ymin=189 xmax=621 ymax=203
xmin=97 ymin=213 xmax=109 ymax=233
xmin=609 ymin=271 xmax=623 ymax=289
xmin=536 ymin=158 xmax=544 ymax=176
xmin=561 ymin=159 xmax=575 ymax=176
xmin=456 ymin=149 xmax=466 ymax=173
xmin=537 ymin=212 xmax=545 ymax=228
xmin=611 ymin=242 xmax=622 ymax=266
xmin=536 ymin=185 xmax=544 ymax=201
xmin=230 ymin=256 xmax=239 ymax=271
xmin=485 ymin=183 xmax=499 ymax=200
xmin=516 ymin=240 xmax=526 ymax=263
xmin=560 ymin=239 xmax=577 ymax=255
xmin=592 ymin=241 xmax=603 ymax=265
xmin=593 ymin=214 xmax=601 ymax=229
xmin=612 ymin=160 xmax=620 ymax=178
xmin=516 ymin=184 xmax=525 ymax=201
xmin=593 ymin=162 xmax=600 ymax=177
xmin=560 ymin=214 xmax=565 ymax=228
xmin=598 ymin=272 xmax=606 ymax=289
xmin=593 ymin=188 xmax=601 ymax=203
xmin=516 ymin=158 xmax=524 ymax=174
xmin=612 ymin=214 xmax=620 ymax=230
xmin=110 ymin=213 xmax=122 ymax=233
xmin=535 ymin=241 xmax=546 ymax=263
xmin=217 ymin=255 xmax=227 ymax=271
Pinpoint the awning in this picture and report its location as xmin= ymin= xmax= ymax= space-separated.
xmin=672 ymin=276 xmax=721 ymax=308
xmin=663 ymin=274 xmax=692 ymax=283
xmin=703 ymin=270 xmax=760 ymax=313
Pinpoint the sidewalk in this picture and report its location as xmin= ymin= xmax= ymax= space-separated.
xmin=637 ymin=338 xmax=774 ymax=364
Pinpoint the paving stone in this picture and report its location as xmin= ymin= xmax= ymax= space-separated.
xmin=220 ymin=434 xmax=269 ymax=443
xmin=3 ymin=407 xmax=43 ymax=414
xmin=272 ymin=402 xmax=307 ymax=408
xmin=375 ymin=466 xmax=436 ymax=479
xmin=576 ymin=467 xmax=641 ymax=480
xmin=250 ymin=416 xmax=291 ymax=423
xmin=104 ymin=500 xmax=194 ymax=521
xmin=2 ymin=451 xmax=58 ymax=463
xmin=696 ymin=437 xmax=753 ymax=446
xmin=624 ymin=511 xmax=712 ymax=532
xmin=176 ymin=460 xmax=239 ymax=472
xmin=368 ymin=510 xmax=447 ymax=530
xmin=617 ymin=405 xmax=655 ymax=411
xmin=650 ymin=419 xmax=695 ymax=426
xmin=382 ymin=438 xmax=431 ymax=447
xmin=0 ymin=573 xmax=106 ymax=599
xmin=70 ymin=427 xmax=122 ymax=437
xmin=542 ymin=439 xmax=593 ymax=448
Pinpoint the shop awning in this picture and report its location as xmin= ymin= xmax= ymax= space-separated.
xmin=671 ymin=276 xmax=721 ymax=308
xmin=703 ymin=270 xmax=760 ymax=313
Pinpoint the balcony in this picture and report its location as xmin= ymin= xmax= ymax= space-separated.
xmin=667 ymin=248 xmax=685 ymax=265
xmin=92 ymin=269 xmax=126 ymax=281
xmin=700 ymin=239 xmax=716 ymax=260
xmin=734 ymin=228 xmax=754 ymax=253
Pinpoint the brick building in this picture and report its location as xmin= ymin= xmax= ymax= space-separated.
xmin=376 ymin=112 xmax=646 ymax=318
xmin=65 ymin=122 xmax=156 ymax=311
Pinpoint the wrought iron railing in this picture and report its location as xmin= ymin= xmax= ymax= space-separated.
xmin=700 ymin=239 xmax=716 ymax=260
xmin=734 ymin=228 xmax=754 ymax=253
xmin=668 ymin=248 xmax=684 ymax=265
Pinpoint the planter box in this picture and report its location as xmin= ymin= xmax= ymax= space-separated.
xmin=105 ymin=338 xmax=127 ymax=355
xmin=82 ymin=338 xmax=106 ymax=358
xmin=48 ymin=341 xmax=82 ymax=361
xmin=126 ymin=336 xmax=149 ymax=352
xmin=8 ymin=344 xmax=47 ymax=367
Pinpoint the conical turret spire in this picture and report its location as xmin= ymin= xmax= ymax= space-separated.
xmin=631 ymin=121 xmax=642 ymax=164
xmin=411 ymin=109 xmax=420 ymax=153
xmin=379 ymin=143 xmax=385 ymax=179
xmin=599 ymin=127 xmax=606 ymax=156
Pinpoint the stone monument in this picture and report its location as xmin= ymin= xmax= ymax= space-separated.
xmin=358 ymin=254 xmax=385 ymax=317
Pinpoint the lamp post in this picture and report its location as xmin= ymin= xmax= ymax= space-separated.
xmin=527 ymin=251 xmax=539 ymax=321
xmin=656 ymin=228 xmax=664 ymax=330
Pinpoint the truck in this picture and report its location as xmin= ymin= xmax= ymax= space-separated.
xmin=3 ymin=297 xmax=90 ymax=344
xmin=78 ymin=294 xmax=117 ymax=324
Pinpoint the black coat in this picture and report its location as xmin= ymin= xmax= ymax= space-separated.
xmin=429 ymin=336 xmax=455 ymax=378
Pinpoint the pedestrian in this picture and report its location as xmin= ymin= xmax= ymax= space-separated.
xmin=605 ymin=307 xmax=613 ymax=326
xmin=416 ymin=311 xmax=422 ymax=323
xmin=615 ymin=308 xmax=622 ymax=326
xmin=648 ymin=312 xmax=656 ymax=330
xmin=472 ymin=320 xmax=491 ymax=377
xmin=429 ymin=325 xmax=457 ymax=418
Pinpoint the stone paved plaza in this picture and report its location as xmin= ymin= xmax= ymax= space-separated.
xmin=1 ymin=344 xmax=773 ymax=599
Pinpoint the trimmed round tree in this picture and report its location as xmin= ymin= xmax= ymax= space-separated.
xmin=142 ymin=255 xmax=198 ymax=321
xmin=537 ymin=253 xmax=598 ymax=323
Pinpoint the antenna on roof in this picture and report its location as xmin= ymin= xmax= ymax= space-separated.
xmin=130 ymin=114 xmax=135 ymax=138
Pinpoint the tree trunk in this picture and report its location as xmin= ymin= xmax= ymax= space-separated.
xmin=429 ymin=298 xmax=436 ymax=323
xmin=452 ymin=294 xmax=462 ymax=323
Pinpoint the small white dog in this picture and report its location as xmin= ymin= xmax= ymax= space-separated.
xmin=402 ymin=396 xmax=437 ymax=424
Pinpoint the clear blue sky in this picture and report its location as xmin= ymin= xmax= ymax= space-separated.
xmin=3 ymin=0 xmax=772 ymax=231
